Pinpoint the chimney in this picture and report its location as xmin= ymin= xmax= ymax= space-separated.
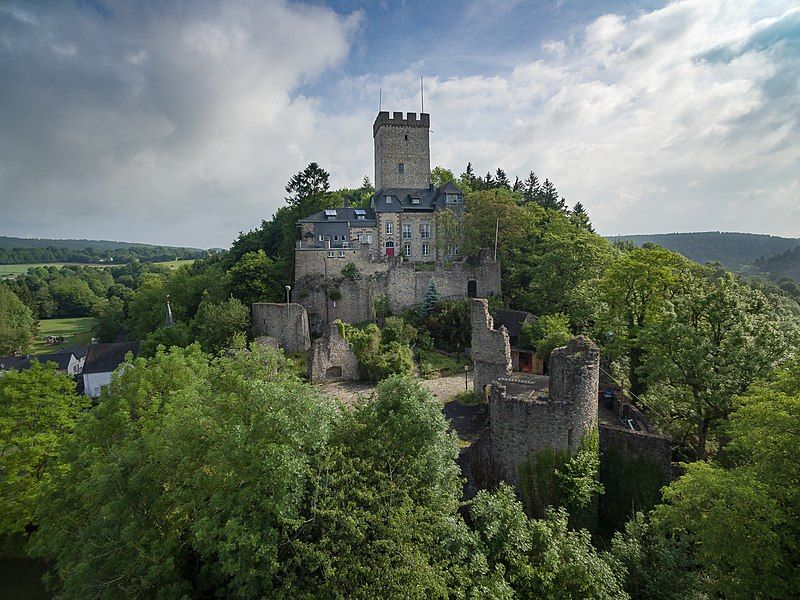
xmin=343 ymin=196 xmax=350 ymax=208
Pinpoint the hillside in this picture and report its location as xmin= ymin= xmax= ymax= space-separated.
xmin=756 ymin=244 xmax=800 ymax=282
xmin=0 ymin=236 xmax=206 ymax=265
xmin=606 ymin=232 xmax=800 ymax=271
xmin=0 ymin=236 xmax=202 ymax=251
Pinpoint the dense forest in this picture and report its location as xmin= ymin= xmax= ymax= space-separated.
xmin=0 ymin=238 xmax=207 ymax=265
xmin=607 ymin=231 xmax=800 ymax=272
xmin=2 ymin=163 xmax=800 ymax=598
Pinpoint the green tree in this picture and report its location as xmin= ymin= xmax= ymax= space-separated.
xmin=93 ymin=296 xmax=125 ymax=342
xmin=0 ymin=362 xmax=87 ymax=536
xmin=641 ymin=274 xmax=797 ymax=459
xmin=226 ymin=249 xmax=283 ymax=305
xmin=140 ymin=323 xmax=192 ymax=357
xmin=470 ymin=484 xmax=628 ymax=599
xmin=419 ymin=279 xmax=440 ymax=318
xmin=285 ymin=375 xmax=508 ymax=598
xmin=655 ymin=358 xmax=800 ymax=597
xmin=193 ymin=296 xmax=250 ymax=353
xmin=570 ymin=202 xmax=594 ymax=232
xmin=608 ymin=512 xmax=701 ymax=600
xmin=0 ymin=284 xmax=36 ymax=355
xmin=596 ymin=246 xmax=694 ymax=397
xmin=431 ymin=165 xmax=456 ymax=188
xmin=494 ymin=168 xmax=511 ymax=190
xmin=31 ymin=345 xmax=337 ymax=598
xmin=520 ymin=312 xmax=572 ymax=365
xmin=285 ymin=161 xmax=330 ymax=206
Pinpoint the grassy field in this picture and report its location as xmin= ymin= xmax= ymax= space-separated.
xmin=0 ymin=258 xmax=196 ymax=279
xmin=32 ymin=317 xmax=97 ymax=355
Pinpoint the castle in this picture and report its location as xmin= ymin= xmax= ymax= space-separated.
xmin=292 ymin=111 xmax=501 ymax=333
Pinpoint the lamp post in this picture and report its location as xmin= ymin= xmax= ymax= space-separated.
xmin=285 ymin=285 xmax=291 ymax=323
xmin=464 ymin=364 xmax=469 ymax=392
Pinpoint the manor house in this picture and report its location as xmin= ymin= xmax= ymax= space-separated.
xmin=297 ymin=112 xmax=464 ymax=261
xmin=291 ymin=111 xmax=501 ymax=333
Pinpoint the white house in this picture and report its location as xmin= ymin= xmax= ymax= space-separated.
xmin=82 ymin=341 xmax=140 ymax=398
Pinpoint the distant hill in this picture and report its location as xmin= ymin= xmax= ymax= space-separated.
xmin=0 ymin=236 xmax=203 ymax=251
xmin=755 ymin=244 xmax=800 ymax=282
xmin=606 ymin=232 xmax=800 ymax=272
xmin=0 ymin=236 xmax=206 ymax=265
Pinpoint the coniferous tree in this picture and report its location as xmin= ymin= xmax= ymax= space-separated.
xmin=285 ymin=162 xmax=330 ymax=206
xmin=419 ymin=279 xmax=439 ymax=318
xmin=495 ymin=168 xmax=511 ymax=190
xmin=483 ymin=171 xmax=495 ymax=190
xmin=512 ymin=176 xmax=522 ymax=192
xmin=570 ymin=202 xmax=594 ymax=232
xmin=522 ymin=171 xmax=540 ymax=205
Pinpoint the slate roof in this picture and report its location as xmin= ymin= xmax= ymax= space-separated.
xmin=297 ymin=183 xmax=464 ymax=224
xmin=54 ymin=343 xmax=88 ymax=359
xmin=33 ymin=353 xmax=73 ymax=370
xmin=0 ymin=355 xmax=31 ymax=371
xmin=0 ymin=352 xmax=74 ymax=371
xmin=494 ymin=309 xmax=535 ymax=343
xmin=83 ymin=342 xmax=140 ymax=375
xmin=297 ymin=207 xmax=377 ymax=226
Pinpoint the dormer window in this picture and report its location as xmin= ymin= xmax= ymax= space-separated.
xmin=354 ymin=208 xmax=367 ymax=220
xmin=411 ymin=197 xmax=420 ymax=205
xmin=385 ymin=195 xmax=393 ymax=204
xmin=324 ymin=209 xmax=337 ymax=220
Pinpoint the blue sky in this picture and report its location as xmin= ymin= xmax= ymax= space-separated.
xmin=0 ymin=0 xmax=798 ymax=248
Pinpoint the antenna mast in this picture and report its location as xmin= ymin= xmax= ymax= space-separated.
xmin=420 ymin=77 xmax=424 ymax=113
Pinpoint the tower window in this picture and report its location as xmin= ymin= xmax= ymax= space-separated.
xmin=404 ymin=134 xmax=408 ymax=141
xmin=398 ymin=163 xmax=404 ymax=174
xmin=422 ymin=243 xmax=430 ymax=257
xmin=386 ymin=222 xmax=393 ymax=235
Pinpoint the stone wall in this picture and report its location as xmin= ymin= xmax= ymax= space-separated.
xmin=599 ymin=424 xmax=673 ymax=483
xmin=251 ymin=302 xmax=311 ymax=354
xmin=486 ymin=336 xmax=600 ymax=485
xmin=308 ymin=321 xmax=359 ymax=384
xmin=295 ymin=246 xmax=501 ymax=334
xmin=470 ymin=298 xmax=512 ymax=398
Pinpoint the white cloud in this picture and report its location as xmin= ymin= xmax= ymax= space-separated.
xmin=366 ymin=0 xmax=800 ymax=237
xmin=1 ymin=0 xmax=798 ymax=247
xmin=0 ymin=0 xmax=365 ymax=247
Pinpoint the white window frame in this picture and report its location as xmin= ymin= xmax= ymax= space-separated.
xmin=327 ymin=251 xmax=334 ymax=258
xmin=385 ymin=240 xmax=395 ymax=250
xmin=402 ymin=224 xmax=412 ymax=239
xmin=366 ymin=233 xmax=373 ymax=244
xmin=338 ymin=251 xmax=345 ymax=258
xmin=403 ymin=244 xmax=411 ymax=257
xmin=386 ymin=221 xmax=393 ymax=235
xmin=422 ymin=243 xmax=430 ymax=257
xmin=420 ymin=223 xmax=431 ymax=239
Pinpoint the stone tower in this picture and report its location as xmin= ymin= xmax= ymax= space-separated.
xmin=373 ymin=111 xmax=431 ymax=189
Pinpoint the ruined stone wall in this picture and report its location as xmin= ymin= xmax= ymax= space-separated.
xmin=295 ymin=245 xmax=502 ymax=334
xmin=251 ymin=302 xmax=311 ymax=354
xmin=599 ymin=425 xmax=673 ymax=483
xmin=308 ymin=321 xmax=359 ymax=384
xmin=470 ymin=298 xmax=512 ymax=398
xmin=486 ymin=336 xmax=600 ymax=485
xmin=489 ymin=382 xmax=578 ymax=484
xmin=548 ymin=335 xmax=600 ymax=450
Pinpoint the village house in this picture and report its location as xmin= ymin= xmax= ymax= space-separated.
xmin=82 ymin=341 xmax=140 ymax=398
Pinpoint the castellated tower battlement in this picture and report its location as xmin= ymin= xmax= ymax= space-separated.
xmin=373 ymin=110 xmax=431 ymax=190
xmin=488 ymin=335 xmax=600 ymax=485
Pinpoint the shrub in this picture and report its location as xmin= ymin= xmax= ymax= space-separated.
xmin=341 ymin=262 xmax=359 ymax=279
xmin=419 ymin=350 xmax=466 ymax=379
xmin=339 ymin=322 xmax=414 ymax=382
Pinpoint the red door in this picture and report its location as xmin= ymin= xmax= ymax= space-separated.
xmin=385 ymin=241 xmax=395 ymax=257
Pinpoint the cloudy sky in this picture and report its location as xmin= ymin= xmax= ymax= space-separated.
xmin=1 ymin=0 xmax=798 ymax=248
